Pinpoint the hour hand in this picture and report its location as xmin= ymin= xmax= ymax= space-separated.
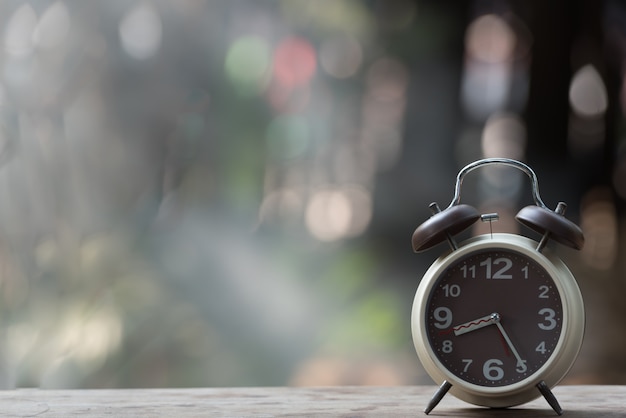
xmin=451 ymin=313 xmax=498 ymax=336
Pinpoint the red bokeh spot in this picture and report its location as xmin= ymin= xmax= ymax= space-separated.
xmin=273 ymin=37 xmax=317 ymax=89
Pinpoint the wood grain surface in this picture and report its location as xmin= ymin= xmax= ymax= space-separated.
xmin=0 ymin=385 xmax=623 ymax=417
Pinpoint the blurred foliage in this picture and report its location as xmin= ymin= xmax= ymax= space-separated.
xmin=0 ymin=0 xmax=420 ymax=389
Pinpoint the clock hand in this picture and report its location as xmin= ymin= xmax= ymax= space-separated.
xmin=493 ymin=313 xmax=527 ymax=371
xmin=447 ymin=313 xmax=514 ymax=356
xmin=449 ymin=313 xmax=498 ymax=336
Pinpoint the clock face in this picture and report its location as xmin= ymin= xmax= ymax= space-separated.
xmin=425 ymin=247 xmax=563 ymax=387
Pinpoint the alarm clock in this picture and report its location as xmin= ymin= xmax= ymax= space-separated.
xmin=411 ymin=158 xmax=584 ymax=415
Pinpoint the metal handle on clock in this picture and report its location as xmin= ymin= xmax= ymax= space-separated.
xmin=446 ymin=158 xmax=547 ymax=210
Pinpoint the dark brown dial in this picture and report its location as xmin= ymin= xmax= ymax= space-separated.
xmin=426 ymin=248 xmax=563 ymax=387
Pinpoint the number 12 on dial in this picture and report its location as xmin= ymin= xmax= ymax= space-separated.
xmin=459 ymin=257 xmax=527 ymax=280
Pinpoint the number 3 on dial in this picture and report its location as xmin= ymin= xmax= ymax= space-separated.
xmin=538 ymin=308 xmax=557 ymax=330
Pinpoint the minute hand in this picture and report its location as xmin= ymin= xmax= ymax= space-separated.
xmin=493 ymin=314 xmax=526 ymax=370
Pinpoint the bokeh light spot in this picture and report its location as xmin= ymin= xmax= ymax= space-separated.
xmin=320 ymin=34 xmax=363 ymax=79
xmin=481 ymin=112 xmax=526 ymax=160
xmin=466 ymin=14 xmax=516 ymax=63
xmin=3 ymin=4 xmax=37 ymax=56
xmin=306 ymin=188 xmax=352 ymax=242
xmin=279 ymin=1 xmax=372 ymax=38
xmin=273 ymin=36 xmax=317 ymax=88
xmin=225 ymin=36 xmax=271 ymax=96
xmin=569 ymin=64 xmax=608 ymax=118
xmin=119 ymin=2 xmax=162 ymax=60
xmin=305 ymin=185 xmax=372 ymax=242
xmin=33 ymin=1 xmax=71 ymax=50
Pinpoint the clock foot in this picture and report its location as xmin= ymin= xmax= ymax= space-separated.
xmin=424 ymin=380 xmax=452 ymax=415
xmin=536 ymin=380 xmax=563 ymax=415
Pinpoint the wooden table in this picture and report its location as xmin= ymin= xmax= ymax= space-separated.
xmin=0 ymin=385 xmax=622 ymax=417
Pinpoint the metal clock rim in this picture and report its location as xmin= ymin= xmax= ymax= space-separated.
xmin=411 ymin=233 xmax=584 ymax=408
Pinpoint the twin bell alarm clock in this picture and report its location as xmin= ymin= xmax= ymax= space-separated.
xmin=410 ymin=158 xmax=584 ymax=415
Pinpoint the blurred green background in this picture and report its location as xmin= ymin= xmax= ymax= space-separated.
xmin=0 ymin=0 xmax=624 ymax=388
